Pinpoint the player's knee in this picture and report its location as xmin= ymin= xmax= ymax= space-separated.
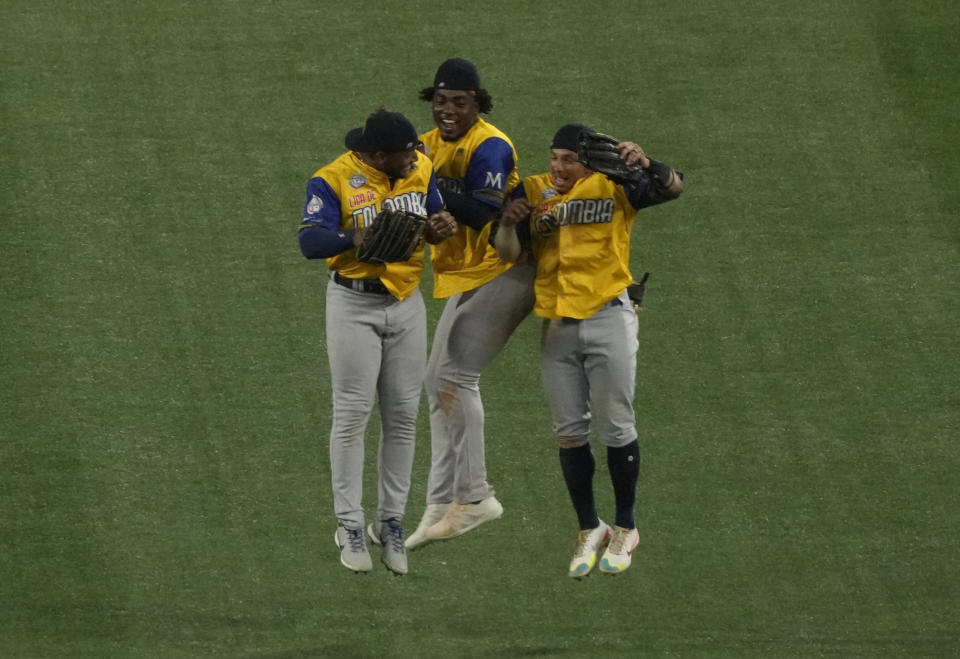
xmin=431 ymin=373 xmax=478 ymax=397
xmin=436 ymin=385 xmax=459 ymax=415
xmin=555 ymin=434 xmax=589 ymax=449
xmin=601 ymin=429 xmax=638 ymax=449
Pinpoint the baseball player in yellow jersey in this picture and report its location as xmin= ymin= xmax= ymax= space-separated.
xmin=405 ymin=59 xmax=537 ymax=549
xmin=494 ymin=123 xmax=684 ymax=577
xmin=298 ymin=109 xmax=457 ymax=574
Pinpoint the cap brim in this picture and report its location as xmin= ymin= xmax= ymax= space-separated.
xmin=344 ymin=127 xmax=366 ymax=151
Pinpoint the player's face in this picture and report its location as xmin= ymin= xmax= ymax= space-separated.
xmin=375 ymin=149 xmax=419 ymax=179
xmin=549 ymin=149 xmax=591 ymax=194
xmin=432 ymin=90 xmax=479 ymax=141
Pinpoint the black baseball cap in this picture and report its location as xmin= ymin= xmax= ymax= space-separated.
xmin=344 ymin=110 xmax=419 ymax=153
xmin=552 ymin=123 xmax=592 ymax=151
xmin=433 ymin=58 xmax=481 ymax=91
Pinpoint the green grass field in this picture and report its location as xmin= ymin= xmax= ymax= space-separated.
xmin=2 ymin=1 xmax=958 ymax=656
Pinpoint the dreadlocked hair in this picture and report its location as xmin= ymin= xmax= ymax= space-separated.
xmin=418 ymin=87 xmax=494 ymax=114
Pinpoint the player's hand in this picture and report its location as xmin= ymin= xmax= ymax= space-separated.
xmin=425 ymin=210 xmax=457 ymax=244
xmin=617 ymin=141 xmax=650 ymax=169
xmin=352 ymin=226 xmax=368 ymax=247
xmin=498 ymin=198 xmax=531 ymax=228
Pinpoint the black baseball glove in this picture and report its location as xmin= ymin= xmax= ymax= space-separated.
xmin=356 ymin=208 xmax=427 ymax=264
xmin=576 ymin=129 xmax=647 ymax=185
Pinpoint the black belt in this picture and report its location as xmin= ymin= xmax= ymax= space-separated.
xmin=561 ymin=297 xmax=624 ymax=323
xmin=333 ymin=272 xmax=390 ymax=295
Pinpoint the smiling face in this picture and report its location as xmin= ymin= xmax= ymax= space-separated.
xmin=549 ymin=148 xmax=592 ymax=194
xmin=431 ymin=89 xmax=479 ymax=141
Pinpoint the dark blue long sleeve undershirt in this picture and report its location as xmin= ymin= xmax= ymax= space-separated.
xmin=443 ymin=189 xmax=499 ymax=232
xmin=298 ymin=225 xmax=357 ymax=259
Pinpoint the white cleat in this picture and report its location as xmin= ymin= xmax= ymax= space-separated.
xmin=424 ymin=496 xmax=504 ymax=542
xmin=404 ymin=503 xmax=451 ymax=549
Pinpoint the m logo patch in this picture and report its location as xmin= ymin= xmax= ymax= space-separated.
xmin=483 ymin=172 xmax=504 ymax=190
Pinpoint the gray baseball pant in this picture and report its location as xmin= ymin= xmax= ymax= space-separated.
xmin=424 ymin=260 xmax=536 ymax=504
xmin=326 ymin=281 xmax=427 ymax=528
xmin=540 ymin=291 xmax=639 ymax=448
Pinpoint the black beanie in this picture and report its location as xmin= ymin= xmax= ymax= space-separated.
xmin=344 ymin=110 xmax=418 ymax=153
xmin=551 ymin=123 xmax=592 ymax=151
xmin=433 ymin=58 xmax=481 ymax=91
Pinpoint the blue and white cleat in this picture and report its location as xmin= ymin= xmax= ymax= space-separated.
xmin=599 ymin=526 xmax=639 ymax=575
xmin=568 ymin=521 xmax=611 ymax=578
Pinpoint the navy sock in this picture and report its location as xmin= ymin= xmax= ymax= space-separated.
xmin=558 ymin=443 xmax=598 ymax=530
xmin=607 ymin=441 xmax=640 ymax=529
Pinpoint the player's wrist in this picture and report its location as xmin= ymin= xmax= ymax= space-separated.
xmin=645 ymin=159 xmax=673 ymax=185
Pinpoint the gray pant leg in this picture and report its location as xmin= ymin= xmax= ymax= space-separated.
xmin=376 ymin=289 xmax=427 ymax=522
xmin=583 ymin=296 xmax=639 ymax=448
xmin=425 ymin=260 xmax=536 ymax=503
xmin=326 ymin=285 xmax=381 ymax=527
xmin=541 ymin=318 xmax=591 ymax=446
xmin=423 ymin=295 xmax=459 ymax=504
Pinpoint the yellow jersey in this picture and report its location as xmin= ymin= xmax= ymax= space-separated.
xmin=300 ymin=150 xmax=444 ymax=300
xmin=420 ymin=118 xmax=519 ymax=298
xmin=521 ymin=172 xmax=638 ymax=319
